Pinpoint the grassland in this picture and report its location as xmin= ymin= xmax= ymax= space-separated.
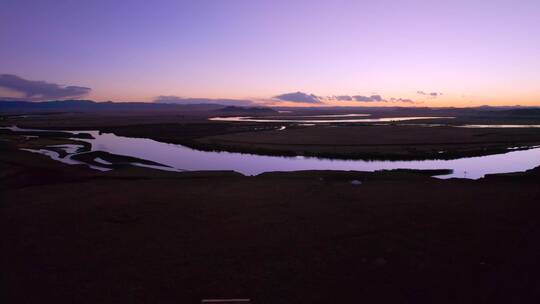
xmin=192 ymin=124 xmax=540 ymax=160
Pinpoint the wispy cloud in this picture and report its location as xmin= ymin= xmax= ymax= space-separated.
xmin=153 ymin=95 xmax=254 ymax=106
xmin=389 ymin=98 xmax=419 ymax=104
xmin=273 ymin=92 xmax=323 ymax=103
xmin=0 ymin=74 xmax=91 ymax=101
xmin=328 ymin=94 xmax=418 ymax=104
xmin=417 ymin=91 xmax=442 ymax=98
xmin=334 ymin=95 xmax=353 ymax=101
xmin=352 ymin=95 xmax=385 ymax=102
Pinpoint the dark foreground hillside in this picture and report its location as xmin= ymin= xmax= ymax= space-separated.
xmin=2 ymin=139 xmax=540 ymax=303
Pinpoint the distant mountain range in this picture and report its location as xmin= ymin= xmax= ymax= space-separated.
xmin=0 ymin=99 xmax=276 ymax=114
xmin=1 ymin=99 xmax=538 ymax=116
xmin=217 ymin=106 xmax=276 ymax=114
xmin=153 ymin=96 xmax=255 ymax=107
xmin=499 ymin=108 xmax=540 ymax=116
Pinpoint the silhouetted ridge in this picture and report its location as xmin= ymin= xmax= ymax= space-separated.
xmin=0 ymin=99 xmax=254 ymax=113
xmin=218 ymin=106 xmax=277 ymax=114
xmin=502 ymin=108 xmax=540 ymax=116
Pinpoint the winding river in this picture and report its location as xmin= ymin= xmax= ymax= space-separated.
xmin=5 ymin=126 xmax=540 ymax=179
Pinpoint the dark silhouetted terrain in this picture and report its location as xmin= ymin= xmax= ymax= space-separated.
xmin=1 ymin=133 xmax=540 ymax=303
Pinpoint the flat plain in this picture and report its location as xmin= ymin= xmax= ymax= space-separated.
xmin=2 ymin=107 xmax=540 ymax=303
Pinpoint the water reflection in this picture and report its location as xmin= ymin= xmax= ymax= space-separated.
xmin=73 ymin=131 xmax=540 ymax=179
xmin=5 ymin=126 xmax=540 ymax=179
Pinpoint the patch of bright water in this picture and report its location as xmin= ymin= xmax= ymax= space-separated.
xmin=49 ymin=144 xmax=85 ymax=154
xmin=209 ymin=116 xmax=455 ymax=123
xmin=20 ymin=148 xmax=111 ymax=171
xmin=94 ymin=157 xmax=113 ymax=165
xmin=456 ymin=125 xmax=540 ymax=128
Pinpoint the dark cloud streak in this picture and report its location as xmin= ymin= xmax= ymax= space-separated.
xmin=417 ymin=91 xmax=442 ymax=98
xmin=0 ymin=74 xmax=91 ymax=101
xmin=330 ymin=94 xmax=419 ymax=104
xmin=334 ymin=95 xmax=353 ymax=101
xmin=273 ymin=92 xmax=323 ymax=103
xmin=390 ymin=98 xmax=417 ymax=104
xmin=352 ymin=95 xmax=385 ymax=102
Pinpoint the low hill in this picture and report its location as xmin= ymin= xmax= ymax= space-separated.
xmin=0 ymin=99 xmax=273 ymax=114
xmin=218 ymin=106 xmax=277 ymax=114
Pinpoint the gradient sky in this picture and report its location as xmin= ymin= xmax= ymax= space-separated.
xmin=1 ymin=0 xmax=539 ymax=106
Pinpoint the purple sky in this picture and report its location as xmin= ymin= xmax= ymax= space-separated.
xmin=1 ymin=0 xmax=539 ymax=106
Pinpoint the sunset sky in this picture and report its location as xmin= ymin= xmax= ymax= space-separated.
xmin=1 ymin=0 xmax=539 ymax=107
